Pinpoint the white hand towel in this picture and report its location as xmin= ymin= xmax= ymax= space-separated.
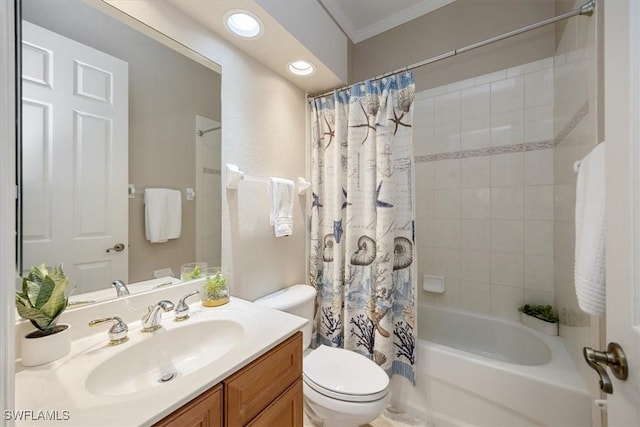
xmin=268 ymin=177 xmax=294 ymax=237
xmin=575 ymin=142 xmax=606 ymax=317
xmin=144 ymin=188 xmax=182 ymax=243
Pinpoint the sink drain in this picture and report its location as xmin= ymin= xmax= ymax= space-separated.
xmin=158 ymin=372 xmax=177 ymax=383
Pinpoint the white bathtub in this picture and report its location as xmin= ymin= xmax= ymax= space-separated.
xmin=391 ymin=305 xmax=591 ymax=427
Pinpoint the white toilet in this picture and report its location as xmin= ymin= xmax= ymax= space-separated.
xmin=255 ymin=285 xmax=390 ymax=427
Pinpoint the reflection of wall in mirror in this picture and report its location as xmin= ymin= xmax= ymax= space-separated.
xmin=196 ymin=115 xmax=222 ymax=268
xmin=22 ymin=0 xmax=222 ymax=283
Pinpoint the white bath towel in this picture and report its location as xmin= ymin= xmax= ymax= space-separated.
xmin=575 ymin=142 xmax=606 ymax=317
xmin=144 ymin=188 xmax=182 ymax=243
xmin=268 ymin=177 xmax=294 ymax=237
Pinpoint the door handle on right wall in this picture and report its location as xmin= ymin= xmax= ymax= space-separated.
xmin=583 ymin=342 xmax=628 ymax=394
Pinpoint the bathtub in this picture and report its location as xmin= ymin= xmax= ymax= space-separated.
xmin=390 ymin=305 xmax=591 ymax=427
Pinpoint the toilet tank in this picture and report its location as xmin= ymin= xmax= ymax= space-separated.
xmin=254 ymin=284 xmax=316 ymax=350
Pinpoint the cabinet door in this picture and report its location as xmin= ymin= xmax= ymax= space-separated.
xmin=225 ymin=332 xmax=302 ymax=426
xmin=154 ymin=384 xmax=223 ymax=427
xmin=246 ymin=379 xmax=303 ymax=427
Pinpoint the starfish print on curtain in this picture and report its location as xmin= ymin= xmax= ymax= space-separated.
xmin=309 ymin=73 xmax=417 ymax=384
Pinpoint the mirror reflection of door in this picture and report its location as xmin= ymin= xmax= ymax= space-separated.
xmin=21 ymin=21 xmax=128 ymax=293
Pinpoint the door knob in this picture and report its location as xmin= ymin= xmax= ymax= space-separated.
xmin=583 ymin=342 xmax=628 ymax=394
xmin=106 ymin=243 xmax=125 ymax=253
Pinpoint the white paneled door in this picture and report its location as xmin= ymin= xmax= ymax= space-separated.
xmin=21 ymin=21 xmax=128 ymax=294
xmin=604 ymin=1 xmax=640 ymax=425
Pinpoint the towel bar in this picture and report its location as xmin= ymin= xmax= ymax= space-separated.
xmin=225 ymin=164 xmax=310 ymax=194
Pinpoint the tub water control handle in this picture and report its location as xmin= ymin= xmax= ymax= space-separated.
xmin=583 ymin=342 xmax=628 ymax=394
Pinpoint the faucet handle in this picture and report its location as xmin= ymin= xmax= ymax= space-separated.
xmin=89 ymin=316 xmax=129 ymax=345
xmin=175 ymin=290 xmax=200 ymax=321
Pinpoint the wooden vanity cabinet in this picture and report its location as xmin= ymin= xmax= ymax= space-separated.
xmin=153 ymin=332 xmax=302 ymax=427
xmin=153 ymin=384 xmax=223 ymax=427
xmin=224 ymin=332 xmax=302 ymax=426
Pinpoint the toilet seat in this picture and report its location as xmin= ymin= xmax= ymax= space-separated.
xmin=303 ymin=345 xmax=389 ymax=403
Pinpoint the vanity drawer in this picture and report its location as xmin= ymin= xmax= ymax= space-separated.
xmin=154 ymin=383 xmax=222 ymax=427
xmin=224 ymin=332 xmax=302 ymax=426
xmin=246 ymin=379 xmax=303 ymax=427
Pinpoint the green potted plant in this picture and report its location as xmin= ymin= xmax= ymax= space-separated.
xmin=16 ymin=264 xmax=72 ymax=366
xmin=201 ymin=268 xmax=229 ymax=307
xmin=518 ymin=304 xmax=559 ymax=336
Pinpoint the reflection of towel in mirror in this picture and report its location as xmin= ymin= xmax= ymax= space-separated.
xmin=144 ymin=188 xmax=182 ymax=243
xmin=574 ymin=142 xmax=606 ymax=316
xmin=269 ymin=178 xmax=294 ymax=237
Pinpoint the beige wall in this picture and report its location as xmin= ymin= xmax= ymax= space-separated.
xmin=350 ymin=0 xmax=555 ymax=91
xmin=107 ymin=0 xmax=308 ymax=302
xmin=22 ymin=0 xmax=222 ymax=283
xmin=553 ymin=1 xmax=602 ymax=425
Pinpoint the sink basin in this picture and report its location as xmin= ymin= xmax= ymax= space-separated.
xmin=85 ymin=319 xmax=244 ymax=396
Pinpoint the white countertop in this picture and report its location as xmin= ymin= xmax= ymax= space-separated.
xmin=14 ymin=297 xmax=306 ymax=426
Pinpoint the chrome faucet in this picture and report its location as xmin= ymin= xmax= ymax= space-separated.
xmin=141 ymin=300 xmax=175 ymax=332
xmin=89 ymin=316 xmax=129 ymax=345
xmin=174 ymin=290 xmax=200 ymax=321
xmin=112 ymin=280 xmax=130 ymax=297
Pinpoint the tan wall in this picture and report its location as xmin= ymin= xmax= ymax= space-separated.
xmin=553 ymin=1 xmax=603 ymax=425
xmin=350 ymin=0 xmax=555 ymax=91
xmin=347 ymin=38 xmax=355 ymax=84
xmin=23 ymin=0 xmax=221 ymax=283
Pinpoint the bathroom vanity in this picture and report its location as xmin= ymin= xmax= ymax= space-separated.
xmin=155 ymin=332 xmax=302 ymax=427
xmin=14 ymin=285 xmax=306 ymax=427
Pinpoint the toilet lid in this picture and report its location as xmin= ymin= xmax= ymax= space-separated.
xmin=303 ymin=345 xmax=389 ymax=402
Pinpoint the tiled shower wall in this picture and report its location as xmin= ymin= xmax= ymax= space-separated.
xmin=553 ymin=1 xmax=601 ymax=424
xmin=553 ymin=2 xmax=599 ymax=329
xmin=414 ymin=57 xmax=555 ymax=321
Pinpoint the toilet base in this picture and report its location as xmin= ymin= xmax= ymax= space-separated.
xmin=303 ymin=380 xmax=390 ymax=427
xmin=303 ymin=399 xmax=324 ymax=426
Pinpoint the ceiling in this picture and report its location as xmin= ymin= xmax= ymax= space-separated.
xmin=319 ymin=0 xmax=456 ymax=43
xmin=167 ymin=0 xmax=344 ymax=94
xmin=166 ymin=0 xmax=456 ymax=94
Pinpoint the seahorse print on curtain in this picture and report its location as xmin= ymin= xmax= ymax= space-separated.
xmin=309 ymin=72 xmax=417 ymax=383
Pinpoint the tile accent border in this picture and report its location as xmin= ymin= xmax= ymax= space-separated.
xmin=414 ymin=100 xmax=589 ymax=164
xmin=554 ymin=99 xmax=589 ymax=145
xmin=203 ymin=167 xmax=221 ymax=175
xmin=415 ymin=140 xmax=555 ymax=163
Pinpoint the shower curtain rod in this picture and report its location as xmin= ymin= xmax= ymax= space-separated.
xmin=308 ymin=0 xmax=596 ymax=99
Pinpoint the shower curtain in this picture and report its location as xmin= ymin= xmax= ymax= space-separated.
xmin=309 ymin=72 xmax=417 ymax=383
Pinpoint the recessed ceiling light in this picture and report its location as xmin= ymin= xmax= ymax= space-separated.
xmin=288 ymin=60 xmax=315 ymax=76
xmin=224 ymin=10 xmax=263 ymax=39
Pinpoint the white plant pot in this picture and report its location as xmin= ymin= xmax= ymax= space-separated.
xmin=21 ymin=324 xmax=71 ymax=367
xmin=521 ymin=313 xmax=558 ymax=336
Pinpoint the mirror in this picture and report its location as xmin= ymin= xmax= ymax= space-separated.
xmin=19 ymin=0 xmax=222 ymax=306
